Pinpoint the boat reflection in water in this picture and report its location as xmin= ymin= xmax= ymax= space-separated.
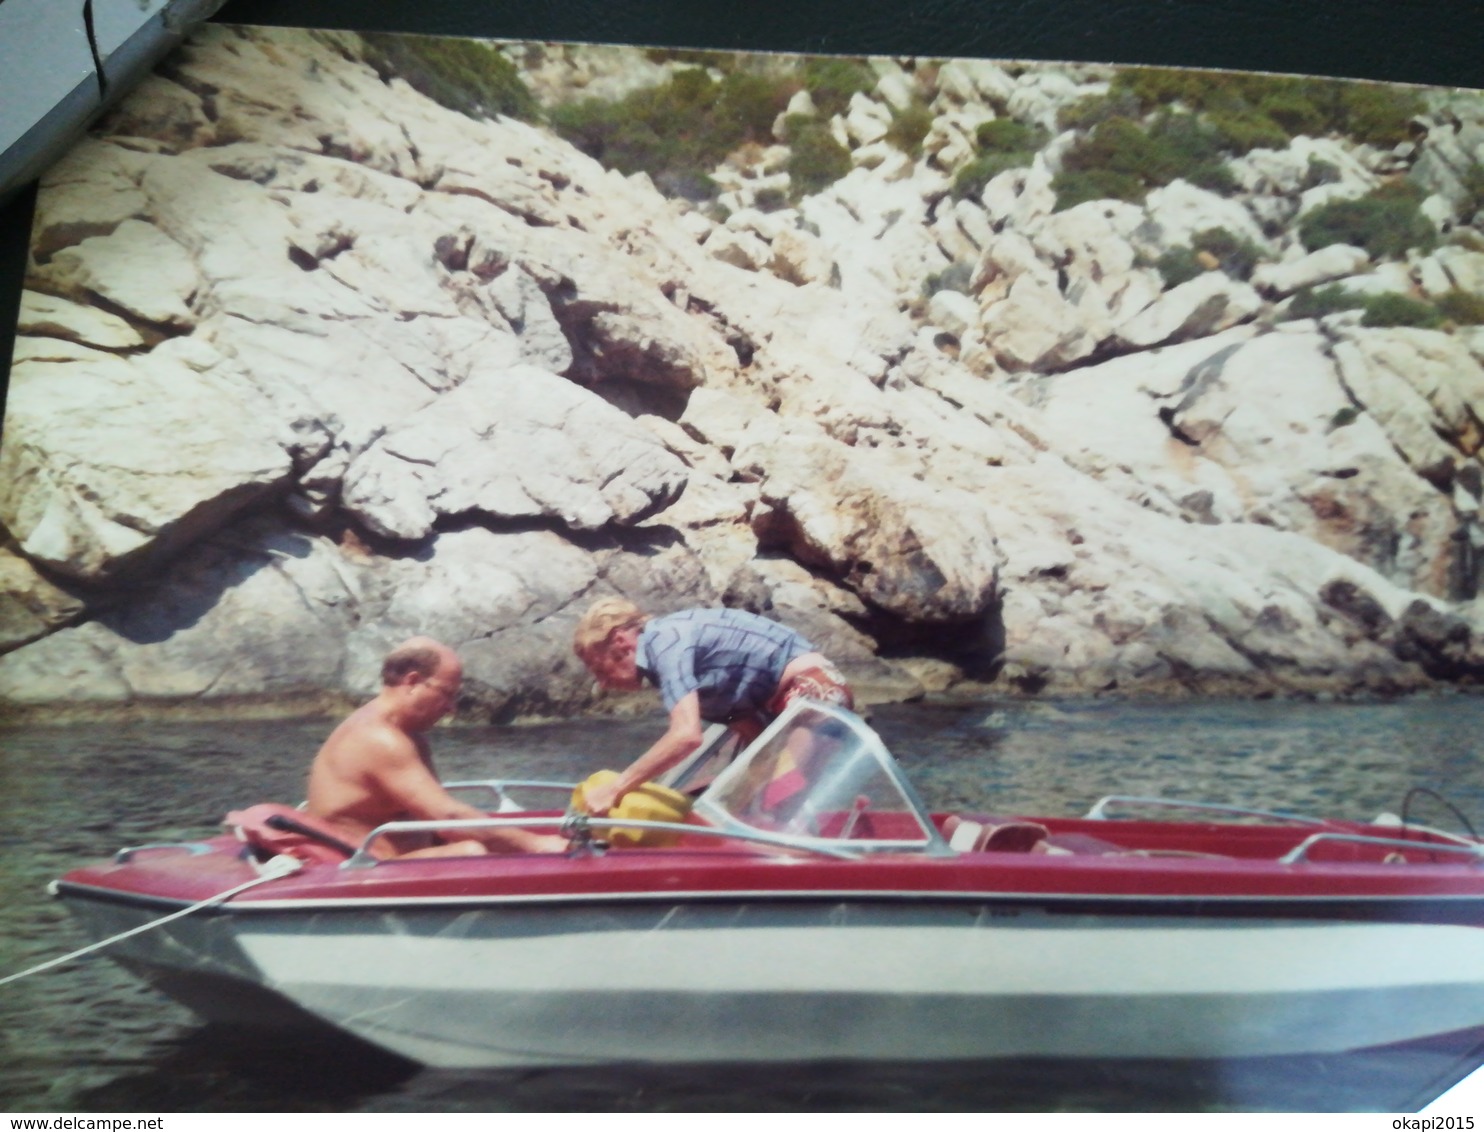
xmin=52 ymin=701 xmax=1484 ymax=1073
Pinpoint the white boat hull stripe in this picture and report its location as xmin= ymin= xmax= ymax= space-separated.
xmin=238 ymin=921 xmax=1484 ymax=996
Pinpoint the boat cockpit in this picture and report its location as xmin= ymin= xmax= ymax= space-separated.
xmin=339 ymin=700 xmax=955 ymax=863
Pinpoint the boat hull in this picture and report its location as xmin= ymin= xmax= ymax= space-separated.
xmin=59 ymin=886 xmax=1484 ymax=1068
xmin=60 ymin=888 xmax=346 ymax=1033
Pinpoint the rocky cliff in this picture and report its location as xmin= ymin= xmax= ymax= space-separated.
xmin=3 ymin=26 xmax=1484 ymax=720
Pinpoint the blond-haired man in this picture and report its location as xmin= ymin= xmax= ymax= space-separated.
xmin=573 ymin=601 xmax=853 ymax=814
xmin=307 ymin=637 xmax=565 ymax=857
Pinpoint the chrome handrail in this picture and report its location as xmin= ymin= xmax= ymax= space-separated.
xmin=114 ymin=842 xmax=216 ymax=864
xmin=1084 ymin=795 xmax=1331 ymax=826
xmin=1370 ymin=816 xmax=1483 ymax=849
xmin=342 ymin=813 xmax=870 ymax=868
xmin=1279 ymin=832 xmax=1484 ymax=866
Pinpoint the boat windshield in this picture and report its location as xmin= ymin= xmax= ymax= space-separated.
xmin=693 ymin=702 xmax=947 ymax=853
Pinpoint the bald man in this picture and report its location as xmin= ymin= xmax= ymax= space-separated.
xmin=306 ymin=637 xmax=565 ymax=857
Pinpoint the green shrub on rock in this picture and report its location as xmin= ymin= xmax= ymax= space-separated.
xmin=1156 ymin=228 xmax=1263 ymax=286
xmin=951 ymin=151 xmax=1035 ymax=201
xmin=1285 ymin=285 xmax=1368 ymax=321
xmin=1284 ymin=285 xmax=1448 ymax=328
xmin=949 ymin=117 xmax=1048 ymax=202
xmin=642 ymin=47 xmax=730 ymax=68
xmin=1111 ymin=66 xmax=1220 ymax=111
xmin=1338 ymin=82 xmax=1427 ymax=148
xmin=786 ymin=116 xmax=852 ymax=198
xmin=1052 ymin=112 xmax=1234 ymax=209
xmin=719 ymin=71 xmax=796 ymax=133
xmin=551 ymin=67 xmax=795 ymax=202
xmin=974 ymin=118 xmax=1046 ymax=153
xmin=1361 ymin=293 xmax=1442 ymax=329
xmin=885 ymin=102 xmax=935 ymax=157
xmin=1053 ymin=168 xmax=1148 ymax=210
xmin=801 ymin=57 xmax=877 ymax=117
xmin=1146 ymin=111 xmax=1239 ymax=191
xmin=1459 ymin=160 xmax=1484 ymax=221
xmin=1156 ymin=247 xmax=1207 ymax=287
xmin=1056 ymin=89 xmax=1142 ymax=132
xmin=1206 ymin=107 xmax=1290 ymax=155
xmin=1254 ymin=87 xmax=1327 ymax=138
xmin=1437 ymin=288 xmax=1484 ymax=324
xmin=361 ymin=33 xmax=537 ymax=121
xmin=1298 ymin=182 xmax=1438 ymax=259
xmin=1108 ymin=67 xmax=1425 ymax=149
xmin=1191 ymin=227 xmax=1263 ymax=280
xmin=1053 ymin=117 xmax=1155 ymax=207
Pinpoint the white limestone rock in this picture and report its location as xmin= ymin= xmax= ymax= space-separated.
xmin=1435 ymin=247 xmax=1484 ymax=295
xmin=706 ymin=226 xmax=773 ymax=271
xmin=844 ymin=92 xmax=892 ymax=147
xmin=736 ymin=432 xmax=1006 ymax=623
xmin=981 ymin=270 xmax=1103 ymax=372
xmin=341 ymin=364 xmax=689 ymax=539
xmin=1333 ymin=328 xmax=1484 ymax=466
xmin=0 ymin=352 xmax=291 ymax=581
xmin=1114 ymin=272 xmax=1263 ymax=350
xmin=767 ymin=226 xmax=836 ymax=286
xmin=6 ymin=30 xmax=1481 ymax=712
xmin=16 ymin=291 xmax=145 ymax=351
xmin=934 ymin=60 xmax=1015 ymax=106
xmin=38 ymin=220 xmax=200 ymax=330
xmin=29 ymin=138 xmax=153 ymax=264
xmin=1332 ymin=262 xmax=1415 ymax=296
xmin=486 ymin=266 xmax=574 ymax=374
xmin=1252 ymin=245 xmax=1371 ymax=296
xmin=874 ymin=70 xmax=918 ymax=113
xmin=0 ymin=546 xmax=85 ymax=653
xmin=980 ymin=162 xmax=1058 ymax=228
xmin=927 ymin=289 xmax=979 ymax=338
xmin=1140 ymin=181 xmax=1270 ymax=256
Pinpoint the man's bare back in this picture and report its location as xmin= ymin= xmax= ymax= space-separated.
xmin=304 ymin=638 xmax=565 ymax=858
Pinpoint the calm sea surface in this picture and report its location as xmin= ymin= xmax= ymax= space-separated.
xmin=2 ymin=697 xmax=1483 ymax=1112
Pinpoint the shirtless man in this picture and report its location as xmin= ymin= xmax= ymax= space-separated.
xmin=306 ymin=637 xmax=565 ymax=857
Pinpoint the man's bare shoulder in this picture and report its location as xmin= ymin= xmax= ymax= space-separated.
xmin=317 ymin=706 xmax=419 ymax=768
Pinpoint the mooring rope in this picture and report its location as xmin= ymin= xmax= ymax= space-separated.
xmin=0 ymin=853 xmax=304 ymax=988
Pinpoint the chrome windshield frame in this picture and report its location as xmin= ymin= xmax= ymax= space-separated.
xmin=692 ymin=700 xmax=952 ymax=857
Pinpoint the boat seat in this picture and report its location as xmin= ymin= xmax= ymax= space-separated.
xmin=943 ymin=815 xmax=1127 ymax=856
xmin=1044 ymin=832 xmax=1128 ymax=856
xmin=945 ymin=817 xmax=1055 ymax=854
xmin=225 ymin=803 xmax=360 ymax=864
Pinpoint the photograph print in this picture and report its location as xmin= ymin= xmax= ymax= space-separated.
xmin=3 ymin=24 xmax=1484 ymax=1111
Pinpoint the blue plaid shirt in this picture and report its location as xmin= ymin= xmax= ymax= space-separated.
xmin=637 ymin=608 xmax=814 ymax=721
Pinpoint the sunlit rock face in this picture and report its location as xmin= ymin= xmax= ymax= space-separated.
xmin=3 ymin=26 xmax=1483 ymax=719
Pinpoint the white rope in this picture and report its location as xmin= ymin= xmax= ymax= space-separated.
xmin=0 ymin=853 xmax=305 ymax=988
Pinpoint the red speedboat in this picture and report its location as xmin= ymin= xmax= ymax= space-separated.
xmin=51 ymin=702 xmax=1484 ymax=1068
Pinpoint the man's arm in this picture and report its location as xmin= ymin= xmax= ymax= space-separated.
xmin=583 ymin=691 xmax=704 ymax=815
xmin=370 ymin=733 xmax=565 ymax=853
